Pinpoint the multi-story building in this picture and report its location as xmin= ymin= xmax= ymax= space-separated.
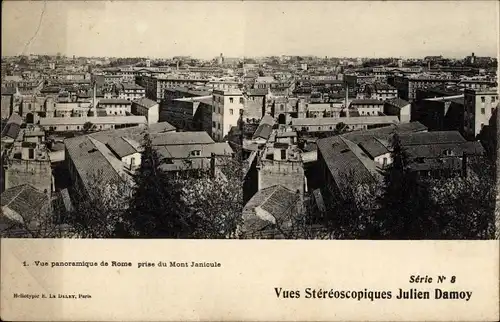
xmin=412 ymin=96 xmax=464 ymax=132
xmin=463 ymin=88 xmax=499 ymax=139
xmin=390 ymin=75 xmax=461 ymax=101
xmin=97 ymin=98 xmax=132 ymax=116
xmin=458 ymin=79 xmax=497 ymax=91
xmin=317 ymin=125 xmax=483 ymax=201
xmin=3 ymin=130 xmax=53 ymax=193
xmin=131 ymin=98 xmax=159 ymax=125
xmin=366 ymin=83 xmax=398 ymax=101
xmin=39 ymin=116 xmax=147 ymax=132
xmin=384 ymin=98 xmax=411 ymax=123
xmin=161 ymin=96 xmax=213 ymax=134
xmin=137 ymin=75 xmax=210 ymax=102
xmin=117 ymin=83 xmax=146 ymax=101
xmin=212 ymin=89 xmax=244 ymax=141
xmin=349 ymin=99 xmax=385 ymax=116
xmin=242 ymin=89 xmax=267 ymax=121
xmin=290 ymin=115 xmax=400 ymax=133
xmin=64 ymin=125 xmax=231 ymax=196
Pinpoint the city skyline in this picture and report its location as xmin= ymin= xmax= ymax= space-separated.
xmin=2 ymin=1 xmax=499 ymax=60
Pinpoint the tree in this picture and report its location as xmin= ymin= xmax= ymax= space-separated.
xmin=334 ymin=122 xmax=348 ymax=135
xmin=83 ymin=122 xmax=93 ymax=133
xmin=172 ymin=157 xmax=243 ymax=239
xmin=374 ymin=132 xmax=439 ymax=239
xmin=428 ymin=156 xmax=496 ymax=239
xmin=124 ymin=133 xmax=194 ymax=238
xmin=65 ymin=171 xmax=132 ymax=238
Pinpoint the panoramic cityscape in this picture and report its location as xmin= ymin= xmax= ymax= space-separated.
xmin=1 ymin=1 xmax=498 ymax=239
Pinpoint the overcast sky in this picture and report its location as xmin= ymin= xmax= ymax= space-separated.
xmin=2 ymin=1 xmax=499 ymax=59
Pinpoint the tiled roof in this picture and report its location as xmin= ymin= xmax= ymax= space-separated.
xmin=242 ymin=185 xmax=299 ymax=233
xmin=405 ymin=141 xmax=484 ymax=159
xmin=150 ymin=131 xmax=214 ymax=146
xmin=316 ymin=136 xmax=377 ymax=195
xmin=1 ymin=184 xmax=49 ymax=223
xmin=1 ymin=113 xmax=22 ymax=139
xmin=133 ymin=97 xmax=158 ymax=109
xmin=291 ymin=116 xmax=399 ymax=126
xmin=399 ymin=131 xmax=465 ymax=146
xmin=106 ymin=137 xmax=138 ymax=158
xmin=350 ymin=99 xmax=385 ymax=105
xmin=64 ymin=135 xmax=124 ymax=193
xmin=98 ymin=98 xmax=132 ymax=105
xmin=156 ymin=142 xmax=232 ymax=159
xmin=252 ymin=115 xmax=275 ymax=140
xmin=359 ymin=139 xmax=390 ymax=159
xmin=40 ymin=116 xmax=147 ymax=125
xmin=386 ymin=98 xmax=410 ymax=109
xmin=246 ymin=88 xmax=268 ymax=96
xmin=1 ymin=87 xmax=17 ymax=95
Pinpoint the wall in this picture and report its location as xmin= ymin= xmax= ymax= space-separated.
xmin=121 ymin=152 xmax=142 ymax=169
xmin=222 ymin=95 xmax=244 ymax=137
xmin=243 ymin=96 xmax=265 ymax=120
xmin=258 ymin=159 xmax=305 ymax=196
xmin=4 ymin=159 xmax=53 ymax=192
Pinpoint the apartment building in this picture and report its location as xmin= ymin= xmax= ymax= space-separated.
xmin=212 ymin=89 xmax=244 ymax=141
xmin=463 ymin=88 xmax=499 ymax=139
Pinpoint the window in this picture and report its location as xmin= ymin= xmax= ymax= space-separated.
xmin=280 ymin=149 xmax=286 ymax=160
xmin=229 ymin=109 xmax=234 ymax=115
xmin=280 ymin=104 xmax=284 ymax=111
xmin=239 ymin=97 xmax=244 ymax=104
xmin=481 ymin=108 xmax=485 ymax=115
xmin=382 ymin=158 xmax=387 ymax=166
xmin=481 ymin=96 xmax=485 ymax=103
xmin=212 ymin=121 xmax=216 ymax=128
xmin=492 ymin=96 xmax=496 ymax=103
xmin=28 ymin=148 xmax=34 ymax=159
xmin=229 ymin=97 xmax=234 ymax=103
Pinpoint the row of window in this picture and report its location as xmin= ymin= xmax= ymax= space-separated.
xmin=480 ymin=107 xmax=496 ymax=115
xmin=212 ymin=106 xmax=243 ymax=115
xmin=212 ymin=121 xmax=221 ymax=130
xmin=214 ymin=96 xmax=245 ymax=104
xmin=480 ymin=96 xmax=498 ymax=103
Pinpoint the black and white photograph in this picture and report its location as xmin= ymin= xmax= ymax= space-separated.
xmin=1 ymin=0 xmax=498 ymax=240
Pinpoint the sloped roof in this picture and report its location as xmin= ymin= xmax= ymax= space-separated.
xmin=133 ymin=97 xmax=158 ymax=109
xmin=242 ymin=185 xmax=299 ymax=233
xmin=399 ymin=131 xmax=465 ymax=146
xmin=64 ymin=135 xmax=124 ymax=192
xmin=252 ymin=115 xmax=275 ymax=140
xmin=316 ymin=136 xmax=377 ymax=195
xmin=98 ymin=98 xmax=131 ymax=105
xmin=1 ymin=184 xmax=49 ymax=223
xmin=106 ymin=137 xmax=138 ymax=158
xmin=1 ymin=113 xmax=23 ymax=139
xmin=150 ymin=131 xmax=214 ymax=146
xmin=386 ymin=97 xmax=410 ymax=109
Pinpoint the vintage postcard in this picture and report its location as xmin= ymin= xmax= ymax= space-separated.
xmin=1 ymin=0 xmax=499 ymax=321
